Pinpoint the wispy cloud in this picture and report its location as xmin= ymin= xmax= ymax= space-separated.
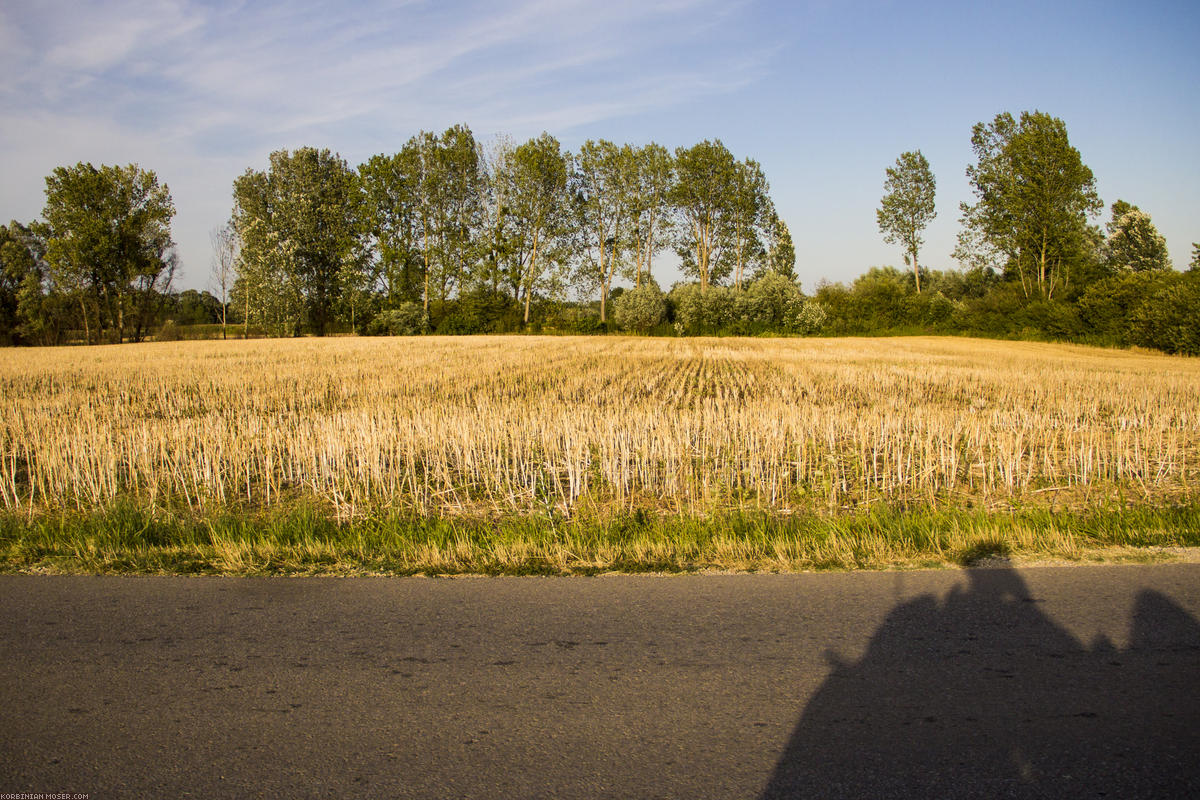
xmin=3 ymin=0 xmax=768 ymax=148
xmin=0 ymin=0 xmax=775 ymax=284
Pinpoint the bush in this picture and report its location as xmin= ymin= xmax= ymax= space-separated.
xmin=574 ymin=314 xmax=605 ymax=334
xmin=793 ymin=301 xmax=828 ymax=335
xmin=1078 ymin=271 xmax=1175 ymax=346
xmin=367 ymin=302 xmax=427 ymax=336
xmin=732 ymin=273 xmax=805 ymax=334
xmin=670 ymin=283 xmax=735 ymax=335
xmin=1129 ymin=272 xmax=1200 ymax=355
xmin=613 ymin=282 xmax=667 ymax=333
xmin=155 ymin=320 xmax=181 ymax=341
xmin=1020 ymin=300 xmax=1083 ymax=341
xmin=432 ymin=289 xmax=523 ymax=334
xmin=921 ymin=291 xmax=958 ymax=327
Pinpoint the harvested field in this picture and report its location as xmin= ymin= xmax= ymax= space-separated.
xmin=2 ymin=336 xmax=1196 ymax=518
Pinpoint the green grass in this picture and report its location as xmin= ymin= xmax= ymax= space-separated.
xmin=2 ymin=501 xmax=1198 ymax=576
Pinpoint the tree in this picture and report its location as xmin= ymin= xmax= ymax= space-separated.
xmin=231 ymin=147 xmax=365 ymax=336
xmin=209 ymin=224 xmax=238 ymax=339
xmin=1104 ymin=201 xmax=1171 ymax=272
xmin=358 ymin=148 xmax=424 ymax=308
xmin=728 ymin=158 xmax=774 ymax=290
xmin=671 ymin=140 xmax=740 ymax=291
xmin=171 ymin=289 xmax=223 ymax=325
xmin=877 ymin=150 xmax=936 ymax=293
xmin=1191 ymin=243 xmax=1200 ymax=272
xmin=472 ymin=134 xmax=520 ymax=299
xmin=669 ymin=282 xmax=736 ymax=334
xmin=956 ymin=111 xmax=1102 ymax=300
xmin=38 ymin=162 xmax=176 ymax=343
xmin=572 ymin=139 xmax=631 ymax=323
xmin=1 ymin=222 xmax=40 ymax=344
xmin=1128 ymin=271 xmax=1200 ymax=355
xmin=503 ymin=133 xmax=572 ymax=324
xmin=626 ymin=143 xmax=674 ymax=288
xmin=416 ymin=125 xmax=487 ymax=311
xmin=230 ymin=208 xmax=305 ymax=337
xmin=763 ymin=216 xmax=797 ymax=281
xmin=735 ymin=271 xmax=804 ymax=332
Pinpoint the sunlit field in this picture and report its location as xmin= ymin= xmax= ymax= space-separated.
xmin=2 ymin=336 xmax=1198 ymax=574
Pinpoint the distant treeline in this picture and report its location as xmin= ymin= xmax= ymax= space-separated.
xmin=1 ymin=111 xmax=1197 ymax=352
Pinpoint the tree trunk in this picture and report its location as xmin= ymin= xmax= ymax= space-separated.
xmin=1038 ymin=230 xmax=1049 ymax=298
xmin=735 ymin=233 xmax=744 ymax=290
xmin=523 ymin=233 xmax=540 ymax=325
xmin=79 ymin=298 xmax=91 ymax=345
xmin=598 ymin=231 xmax=607 ymax=323
xmin=912 ymin=247 xmax=921 ymax=294
xmin=422 ymin=222 xmax=431 ymax=316
xmin=646 ymin=212 xmax=656 ymax=285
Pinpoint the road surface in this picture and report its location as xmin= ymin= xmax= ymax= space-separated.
xmin=2 ymin=564 xmax=1198 ymax=798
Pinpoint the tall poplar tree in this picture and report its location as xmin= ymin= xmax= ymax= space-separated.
xmin=728 ymin=157 xmax=774 ymax=290
xmin=671 ymin=140 xmax=739 ymax=291
xmin=876 ymin=150 xmax=936 ymax=293
xmin=504 ymin=133 xmax=572 ymax=324
xmin=626 ymin=143 xmax=674 ymax=288
xmin=359 ymin=147 xmax=424 ymax=307
xmin=573 ymin=139 xmax=631 ymax=323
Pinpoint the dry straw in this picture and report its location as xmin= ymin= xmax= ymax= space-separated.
xmin=1 ymin=336 xmax=1197 ymax=517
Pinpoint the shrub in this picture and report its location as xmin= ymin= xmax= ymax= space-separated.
xmin=1129 ymin=272 xmax=1200 ymax=355
xmin=793 ymin=301 xmax=828 ymax=335
xmin=613 ymin=282 xmax=667 ymax=333
xmin=732 ymin=273 xmax=805 ymax=334
xmin=367 ymin=302 xmax=427 ymax=336
xmin=156 ymin=320 xmax=181 ymax=341
xmin=670 ymin=283 xmax=735 ymax=335
xmin=1078 ymin=272 xmax=1175 ymax=346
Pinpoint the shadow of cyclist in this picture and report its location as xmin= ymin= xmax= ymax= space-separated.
xmin=760 ymin=564 xmax=1200 ymax=799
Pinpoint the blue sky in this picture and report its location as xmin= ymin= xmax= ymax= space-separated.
xmin=2 ymin=0 xmax=1197 ymax=293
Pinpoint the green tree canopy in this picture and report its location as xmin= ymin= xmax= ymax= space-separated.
xmin=1104 ymin=201 xmax=1172 ymax=272
xmin=572 ymin=139 xmax=632 ymax=323
xmin=503 ymin=133 xmax=572 ymax=324
xmin=414 ymin=125 xmax=487 ymax=311
xmin=956 ymin=111 xmax=1102 ymax=300
xmin=612 ymin=280 xmax=666 ymax=333
xmin=232 ymin=147 xmax=365 ymax=335
xmin=359 ymin=147 xmax=424 ymax=308
xmin=763 ymin=216 xmax=797 ymax=281
xmin=0 ymin=221 xmax=46 ymax=344
xmin=727 ymin=157 xmax=774 ymax=290
xmin=626 ymin=143 xmax=674 ymax=288
xmin=672 ymin=140 xmax=736 ymax=291
xmin=37 ymin=162 xmax=176 ymax=343
xmin=877 ymin=150 xmax=936 ymax=293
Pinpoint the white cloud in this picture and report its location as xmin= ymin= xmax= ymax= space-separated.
xmin=1 ymin=0 xmax=775 ymax=288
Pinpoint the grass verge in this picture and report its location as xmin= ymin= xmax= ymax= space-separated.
xmin=2 ymin=502 xmax=1199 ymax=576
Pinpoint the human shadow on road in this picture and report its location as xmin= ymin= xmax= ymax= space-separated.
xmin=760 ymin=564 xmax=1200 ymax=799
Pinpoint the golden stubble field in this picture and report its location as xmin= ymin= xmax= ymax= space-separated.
xmin=1 ymin=335 xmax=1197 ymax=517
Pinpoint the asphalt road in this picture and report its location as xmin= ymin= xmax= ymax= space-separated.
xmin=1 ymin=564 xmax=1198 ymax=799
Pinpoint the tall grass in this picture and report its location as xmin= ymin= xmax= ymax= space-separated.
xmin=1 ymin=336 xmax=1197 ymax=519
xmin=3 ymin=503 xmax=1197 ymax=575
